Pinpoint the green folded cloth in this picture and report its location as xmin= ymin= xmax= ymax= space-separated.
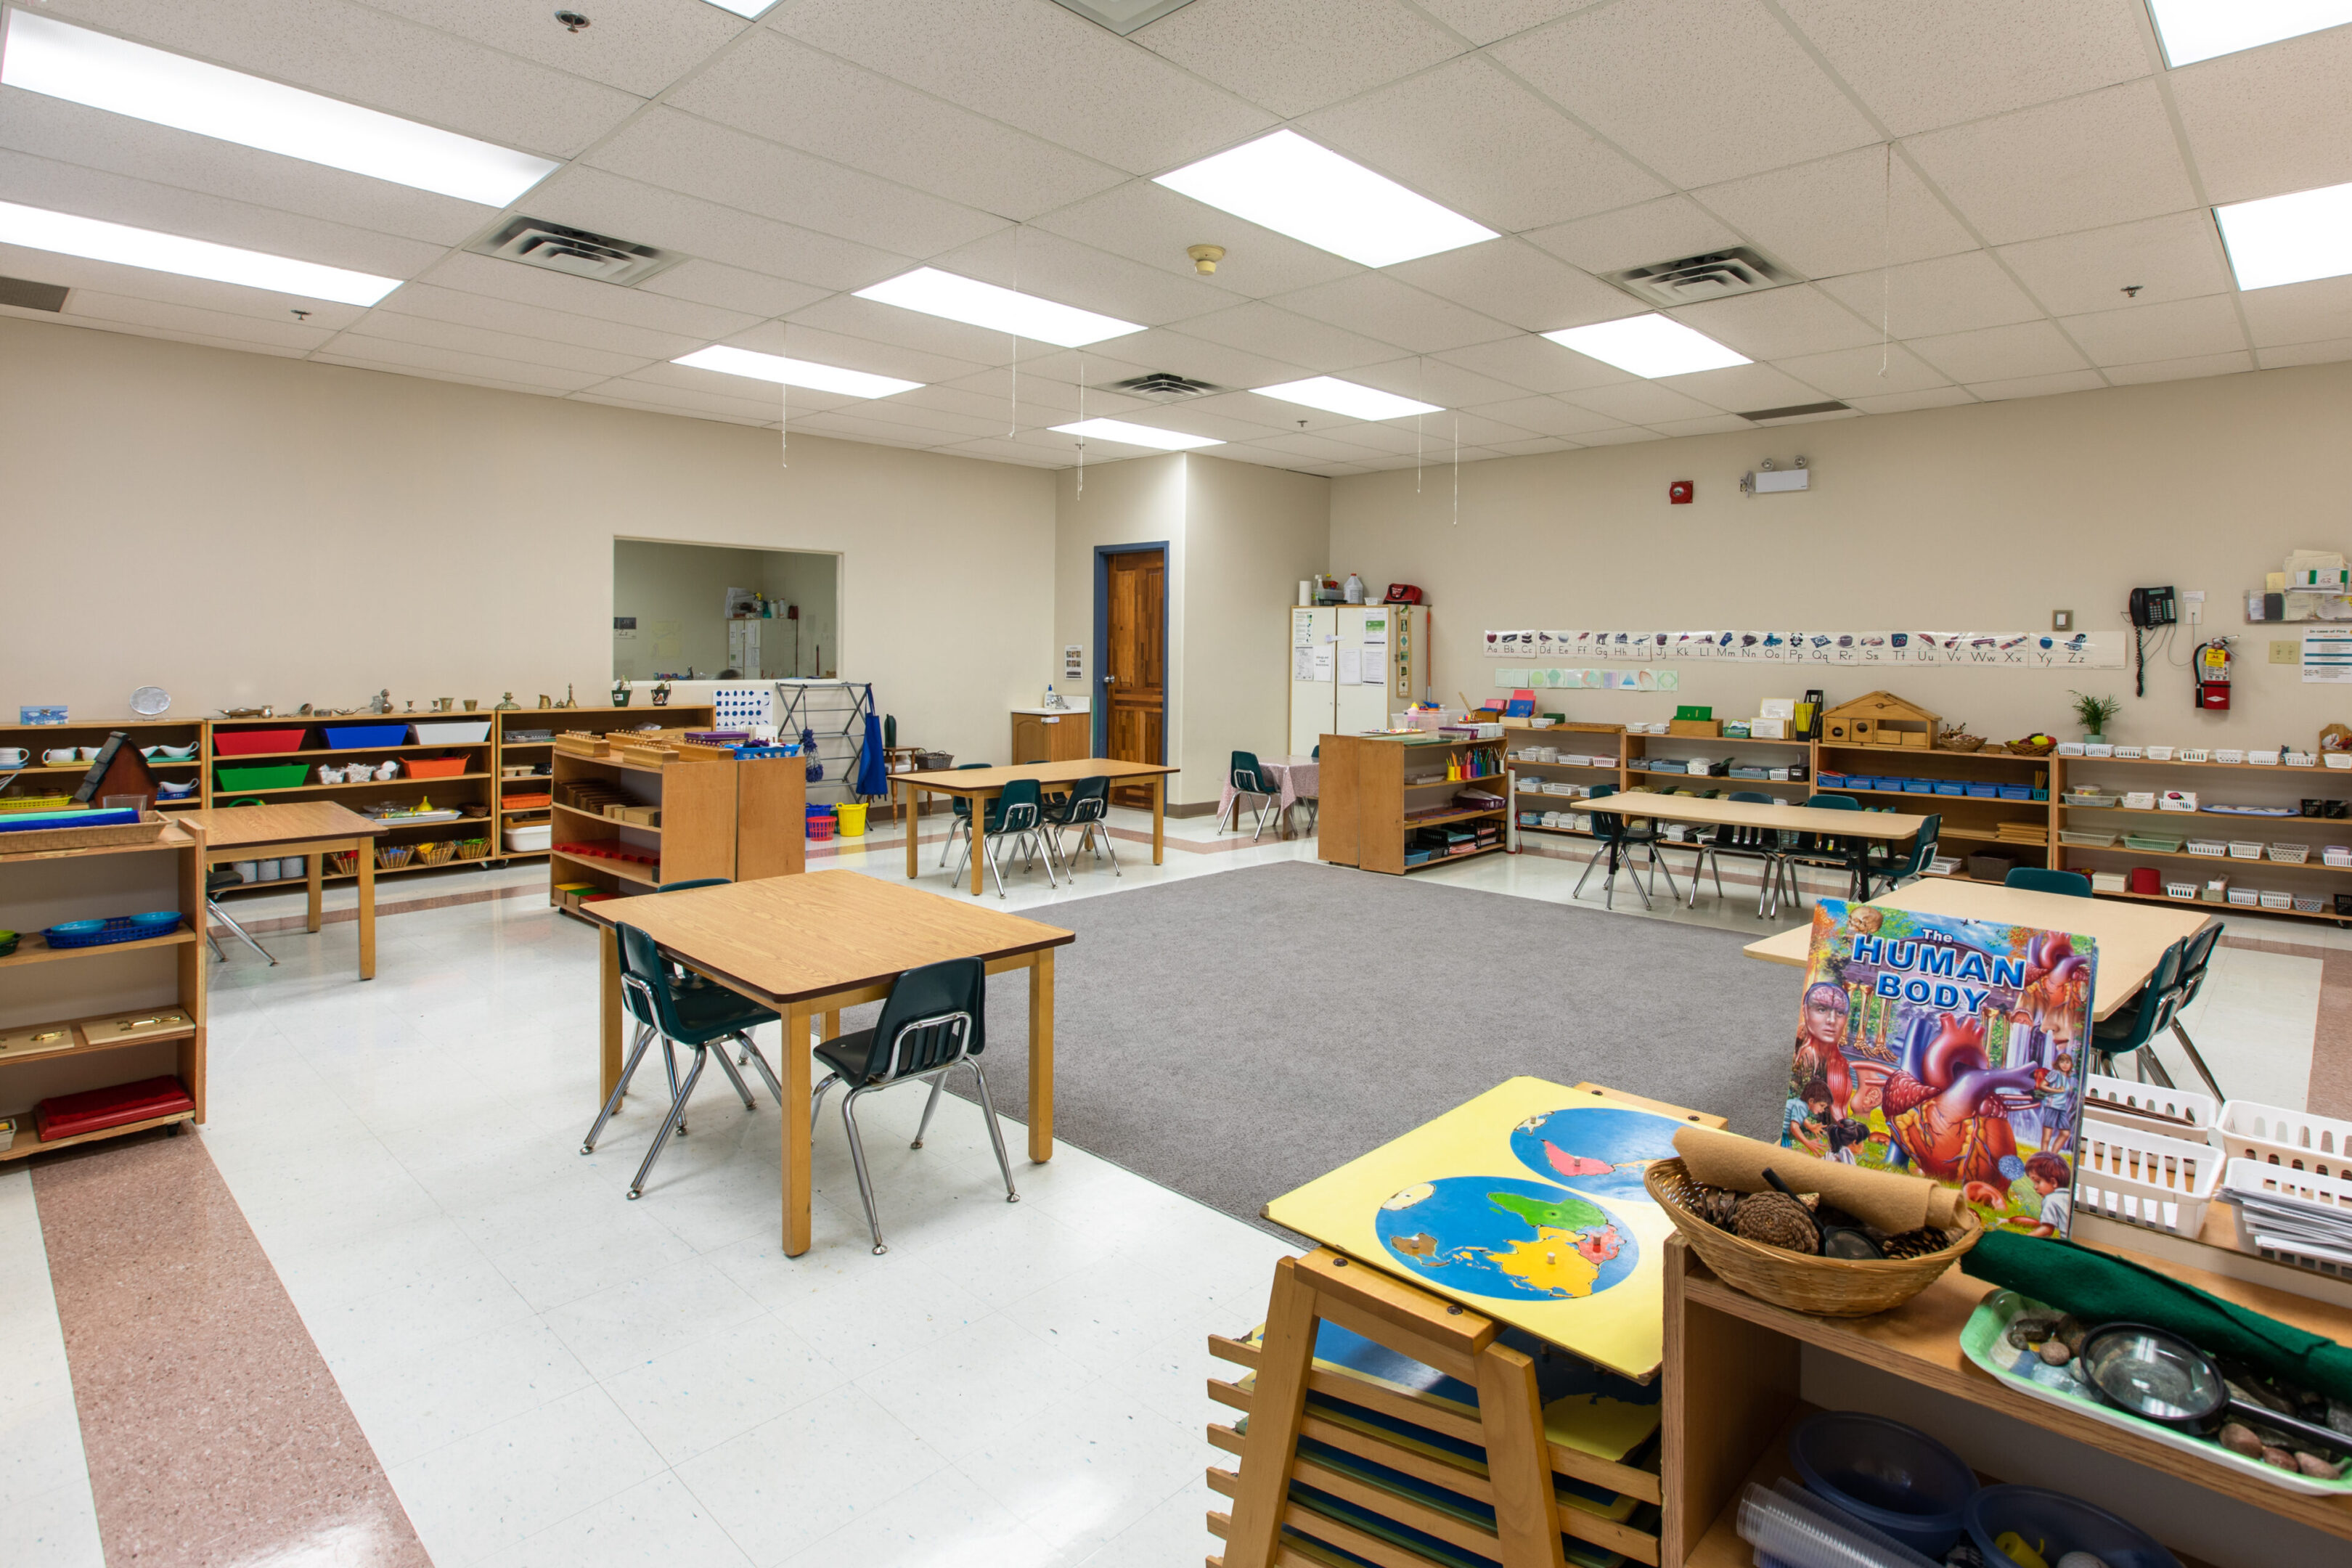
xmin=1963 ymin=1231 xmax=2352 ymax=1403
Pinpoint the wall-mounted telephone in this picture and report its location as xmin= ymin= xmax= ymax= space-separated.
xmin=2130 ymin=586 xmax=2176 ymax=627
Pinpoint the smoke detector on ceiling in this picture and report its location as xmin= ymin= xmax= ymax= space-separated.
xmin=1095 ymin=372 xmax=1228 ymax=401
xmin=1601 ymin=246 xmax=1798 ymax=309
xmin=466 ymin=217 xmax=679 ymax=287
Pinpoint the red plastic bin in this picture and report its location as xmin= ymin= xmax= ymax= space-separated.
xmin=34 ymin=1075 xmax=196 ymax=1142
xmin=407 ymin=754 xmax=471 ymax=778
xmin=213 ymin=727 xmax=309 ymax=756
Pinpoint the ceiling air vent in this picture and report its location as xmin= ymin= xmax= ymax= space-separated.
xmin=466 ymin=217 xmax=679 ymax=287
xmin=1601 ymin=247 xmax=1797 ymax=309
xmin=1095 ymin=372 xmax=1228 ymax=401
xmin=1737 ymin=401 xmax=1851 ymax=424
xmin=0 ymin=275 xmax=69 ymax=312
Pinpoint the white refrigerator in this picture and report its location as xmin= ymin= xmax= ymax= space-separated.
xmin=1289 ymin=605 xmax=1429 ymax=756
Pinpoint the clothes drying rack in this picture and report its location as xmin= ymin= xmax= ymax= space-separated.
xmin=775 ymin=680 xmax=876 ymax=804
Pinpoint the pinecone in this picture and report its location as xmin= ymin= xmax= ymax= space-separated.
xmin=1691 ymin=1185 xmax=1741 ymax=1230
xmin=1734 ymin=1191 xmax=1820 ymax=1254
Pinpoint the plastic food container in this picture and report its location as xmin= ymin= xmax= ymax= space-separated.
xmin=1789 ymin=1411 xmax=1977 ymax=1557
xmin=213 ymin=727 xmax=309 ymax=756
xmin=324 ymin=724 xmax=407 ymax=749
xmin=215 ymin=762 xmax=309 ymax=791
xmin=1962 ymin=1485 xmax=2179 ymax=1568
xmin=409 ymin=719 xmax=492 ymax=745
xmin=2075 ymin=1118 xmax=2221 ymax=1236
xmin=503 ymin=823 xmax=551 ymax=853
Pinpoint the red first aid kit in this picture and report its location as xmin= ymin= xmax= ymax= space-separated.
xmin=1382 ymin=583 xmax=1424 ymax=604
xmin=33 ymin=1075 xmax=195 ymax=1142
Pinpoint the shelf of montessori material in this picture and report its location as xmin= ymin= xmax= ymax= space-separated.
xmin=1503 ymin=720 xmax=1628 ymax=849
xmin=1318 ymin=729 xmax=1508 ymax=874
xmin=543 ymin=728 xmax=804 ymax=912
xmin=2049 ymin=748 xmax=2352 ymax=925
xmin=493 ymin=703 xmax=714 ymax=865
xmin=208 ymin=713 xmax=499 ymax=888
xmin=1814 ymin=739 xmax=2054 ymax=885
xmin=0 ymin=817 xmax=206 ymax=1159
xmin=0 ymin=717 xmax=209 ymax=815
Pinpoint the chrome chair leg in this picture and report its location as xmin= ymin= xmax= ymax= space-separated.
xmin=2168 ymin=1020 xmax=2226 ymax=1102
xmin=628 ymin=1045 xmax=706 ymax=1199
xmin=939 ymin=816 xmax=967 ymax=869
xmin=2138 ymin=1049 xmax=2177 ymax=1090
xmin=810 ymin=1071 xmax=841 ymax=1135
xmin=1648 ymin=845 xmax=1681 ymax=902
xmin=968 ymin=1058 xmax=1018 ymax=1204
xmin=1572 ymin=846 xmax=1606 ymax=899
xmin=582 ymin=1021 xmax=656 ymax=1154
xmin=708 ymin=1044 xmax=758 ymax=1112
xmin=660 ymin=1038 xmax=687 ymax=1135
xmin=734 ymin=1032 xmax=785 ymax=1105
xmin=207 ymin=899 xmax=276 ymax=965
xmin=1093 ymin=820 xmax=1121 ymax=875
xmin=840 ymin=1087 xmax=888 ymax=1254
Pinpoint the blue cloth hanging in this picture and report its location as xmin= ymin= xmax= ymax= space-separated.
xmin=854 ymin=712 xmax=886 ymax=796
xmin=801 ymin=727 xmax=822 ymax=782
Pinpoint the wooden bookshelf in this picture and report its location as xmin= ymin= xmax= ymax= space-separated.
xmin=0 ymin=716 xmax=208 ymax=814
xmin=1318 ymin=732 xmax=1508 ymax=874
xmin=544 ymin=730 xmax=802 ymax=910
xmin=494 ymin=703 xmax=713 ymax=863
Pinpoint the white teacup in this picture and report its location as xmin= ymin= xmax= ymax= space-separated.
xmin=42 ymin=747 xmax=78 ymax=766
xmin=0 ymin=747 xmax=28 ymax=767
xmin=78 ymin=746 xmax=102 ymax=761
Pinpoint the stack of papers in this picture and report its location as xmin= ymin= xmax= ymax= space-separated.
xmin=2218 ymin=1159 xmax=2352 ymax=1268
xmin=1995 ymin=821 xmax=2049 ymax=844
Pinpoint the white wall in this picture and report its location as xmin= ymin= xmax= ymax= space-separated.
xmin=1330 ymin=364 xmax=2352 ymax=748
xmin=1183 ymin=457 xmax=1331 ymax=796
xmin=0 ymin=316 xmax=1054 ymax=773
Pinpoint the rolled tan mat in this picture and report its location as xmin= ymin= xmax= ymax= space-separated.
xmin=1671 ymin=1125 xmax=1967 ymax=1234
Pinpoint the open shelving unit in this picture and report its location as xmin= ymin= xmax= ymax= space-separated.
xmin=0 ymin=716 xmax=209 ymax=815
xmin=544 ymin=727 xmax=802 ymax=913
xmin=493 ymin=703 xmax=713 ymax=865
xmin=1318 ymin=731 xmax=1507 ymax=874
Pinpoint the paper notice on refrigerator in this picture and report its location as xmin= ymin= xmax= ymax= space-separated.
xmin=1364 ymin=650 xmax=1386 ymax=684
xmin=2306 ymin=628 xmax=2352 ymax=682
xmin=1312 ymin=648 xmax=1334 ymax=682
xmin=1293 ymin=646 xmax=1315 ymax=680
xmin=1338 ymin=648 xmax=1362 ymax=685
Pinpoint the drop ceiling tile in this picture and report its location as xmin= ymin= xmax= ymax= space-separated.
xmin=785 ymin=294 xmax=1022 ymax=366
xmin=1768 ymin=342 xmax=1950 ymax=397
xmin=1564 ymin=380 xmax=1721 ymax=424
xmin=0 ymin=89 xmax=486 ymax=248
xmin=1576 ymin=425 xmax=1665 ymax=445
xmin=2236 ymin=274 xmax=2352 ymax=349
xmin=2258 ymin=338 xmax=2352 ymax=370
xmin=1994 ymin=212 xmax=2231 ymax=317
xmin=30 ymin=312 xmax=311 ymax=360
xmin=1308 ymin=420 xmax=1450 ymax=456
xmin=1412 ymin=0 xmax=1604 ymax=47
xmin=1665 ymin=285 xmax=1878 ymax=361
xmin=1031 ymin=180 xmax=1360 ymax=301
xmin=1135 ymin=0 xmax=1461 ymax=118
xmin=2059 ymin=294 xmax=2246 ymax=367
xmin=1347 ymin=356 xmax=1535 ymax=408
xmin=1776 ymin=0 xmax=2150 ymax=136
xmin=2100 ymin=351 xmax=2255 ymax=385
xmin=1964 ymin=369 xmax=2107 ymax=401
xmin=1238 ymin=430 xmax=1396 ymax=464
xmin=524 ymin=166 xmax=910 ymax=293
xmin=995 ymin=343 xmax=1158 ymax=389
xmin=1815 ymin=250 xmax=2041 ymax=339
xmin=1438 ymin=412 xmax=1545 ymax=446
xmin=725 ymin=317 xmax=999 ymax=384
xmin=360 ymin=0 xmax=746 ymax=98
xmin=1908 ymin=320 xmax=2088 ymax=383
xmin=632 ymin=259 xmax=830 ymax=322
xmin=1740 ymin=405 xmax=1861 ymax=425
xmin=0 ymin=239 xmax=377 ymax=328
xmin=57 ymin=289 xmax=335 ymax=351
xmin=1691 ymin=147 xmax=1979 ymax=282
xmin=1492 ymin=0 xmax=1878 ymax=188
xmin=769 ymin=0 xmax=1276 ymax=173
xmin=1387 ymin=240 xmax=1635 ymax=334
xmin=337 ymin=311 xmax=652 ymax=377
xmin=1843 ymin=385 xmax=1975 ymax=415
xmin=671 ymin=32 xmax=1122 ymax=222
xmin=938 ymin=369 xmax=1133 ymax=418
xmin=1173 ymin=388 xmax=1374 ymax=433
xmin=621 ymin=359 xmax=855 ymax=415
xmin=574 ymin=392 xmax=771 ymax=428
xmin=1074 ymin=329 xmax=1307 ymax=389
xmin=1465 ymin=395 xmax=1634 ymax=436
xmin=312 ymin=340 xmax=600 ymax=393
xmin=1299 ymin=55 xmax=1665 ymax=233
xmin=1658 ymin=362 xmax=1834 ymax=412
xmin=1175 ymin=301 xmax=1399 ymax=369
xmin=1102 ymin=406 xmax=1290 ymax=444
xmin=1904 ymin=82 xmax=2196 ymax=246
xmin=1486 ymin=436 xmax=1588 ymax=457
xmin=38 ymin=0 xmax=642 ymax=158
xmin=415 ymin=252 xmax=767 ymax=340
xmin=924 ymin=226 xmax=1220 ymax=327
xmin=1270 ymin=272 xmax=1517 ymax=354
xmin=1432 ymin=334 xmax=1636 ymax=394
xmin=0 ymin=147 xmax=444 ymax=277
xmin=377 ymin=282 xmax=706 ymax=361
xmin=587 ymin=109 xmax=1005 ymax=258
xmin=1646 ymin=414 xmax=1752 ymax=437
xmin=2170 ymin=25 xmax=2352 ymax=205
xmin=1523 ymin=196 xmax=1744 ymax=275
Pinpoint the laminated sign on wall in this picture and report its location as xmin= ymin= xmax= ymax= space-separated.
xmin=1485 ymin=629 xmax=2126 ymax=671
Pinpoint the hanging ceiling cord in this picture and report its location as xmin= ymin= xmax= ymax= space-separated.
xmin=1451 ymin=415 xmax=1460 ymax=526
xmin=1879 ymin=141 xmax=1892 ymax=377
xmin=1075 ymin=348 xmax=1085 ymax=497
xmin=778 ymin=324 xmax=787 ymax=467
xmin=1006 ymin=224 xmax=1019 ymax=438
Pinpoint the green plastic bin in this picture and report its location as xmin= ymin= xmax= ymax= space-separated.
xmin=215 ymin=762 xmax=310 ymax=791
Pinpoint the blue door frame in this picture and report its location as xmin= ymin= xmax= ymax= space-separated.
xmin=1090 ymin=542 xmax=1169 ymax=758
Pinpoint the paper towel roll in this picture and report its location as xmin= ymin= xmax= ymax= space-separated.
xmin=1673 ymin=1126 xmax=1967 ymax=1234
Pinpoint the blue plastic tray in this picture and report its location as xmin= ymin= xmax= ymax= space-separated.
xmin=324 ymin=724 xmax=408 ymax=749
xmin=44 ymin=912 xmax=182 ymax=949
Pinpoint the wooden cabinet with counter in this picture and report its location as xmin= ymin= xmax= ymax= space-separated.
xmin=1010 ymin=707 xmax=1089 ymax=766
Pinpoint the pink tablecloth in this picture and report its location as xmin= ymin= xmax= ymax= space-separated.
xmin=1219 ymin=756 xmax=1318 ymax=825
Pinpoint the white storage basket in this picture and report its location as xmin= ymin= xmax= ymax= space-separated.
xmin=412 ymin=719 xmax=493 ymax=745
xmin=2260 ymin=889 xmax=2293 ymax=910
xmin=2226 ymin=840 xmax=2264 ymax=859
xmin=2084 ymin=1073 xmax=2216 ymax=1133
xmin=2213 ymin=1099 xmax=2352 ymax=1178
xmin=2075 ymin=1119 xmax=2221 ymax=1237
xmin=2219 ymin=1158 xmax=2352 ymax=1275
xmin=2164 ymin=879 xmax=2198 ymax=899
xmin=2267 ymin=841 xmax=2310 ymax=863
xmin=2186 ymin=839 xmax=2226 ymax=857
xmin=504 ymin=822 xmax=552 ymax=853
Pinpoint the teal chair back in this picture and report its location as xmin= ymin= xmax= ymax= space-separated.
xmin=991 ymin=778 xmax=1042 ymax=833
xmin=950 ymin=761 xmax=990 ymax=822
xmin=2097 ymin=940 xmax=2184 ymax=1054
xmin=2171 ymin=920 xmax=2224 ymax=1011
xmin=1802 ymin=793 xmax=1861 ymax=809
xmin=2006 ymin=866 xmax=2091 ymax=897
xmin=1231 ymin=750 xmax=1267 ymax=793
xmin=848 ymin=957 xmax=987 ymax=1081
xmin=1048 ymin=775 xmax=1108 ymax=827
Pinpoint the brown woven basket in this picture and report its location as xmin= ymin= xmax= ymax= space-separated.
xmin=1645 ymin=1158 xmax=1981 ymax=1318
xmin=0 ymin=809 xmax=171 ymax=856
xmin=454 ymin=838 xmax=488 ymax=861
xmin=1938 ymin=734 xmax=1985 ymax=753
xmin=2002 ymin=738 xmax=2056 ymax=757
xmin=415 ymin=840 xmax=457 ymax=867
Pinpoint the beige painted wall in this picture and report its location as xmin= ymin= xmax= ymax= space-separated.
xmin=0 ymin=316 xmax=1054 ymax=772
xmin=1331 ymin=364 xmax=2352 ymax=750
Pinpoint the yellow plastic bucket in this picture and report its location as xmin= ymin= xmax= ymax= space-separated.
xmin=835 ymin=802 xmax=867 ymax=837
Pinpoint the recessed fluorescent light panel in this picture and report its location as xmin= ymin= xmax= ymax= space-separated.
xmin=2145 ymin=0 xmax=2352 ymax=66
xmin=701 ymin=0 xmax=783 ymax=15
xmin=1256 ymin=376 xmax=1440 ymax=420
xmin=854 ymin=267 xmax=1141 ymax=348
xmin=1050 ymin=418 xmax=1221 ymax=451
xmin=2215 ymin=179 xmax=2352 ymax=290
xmin=1153 ymin=129 xmax=1496 ymax=269
xmin=0 ymin=12 xmax=558 ymax=205
xmin=1543 ymin=314 xmax=1750 ymax=378
xmin=0 ymin=199 xmax=399 ymax=305
xmin=673 ymin=346 xmax=920 ymax=398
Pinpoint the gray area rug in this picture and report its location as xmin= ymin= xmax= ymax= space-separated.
xmin=922 ymin=860 xmax=1795 ymax=1238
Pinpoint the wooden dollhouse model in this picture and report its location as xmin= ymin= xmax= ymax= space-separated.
xmin=1821 ymin=690 xmax=1940 ymax=748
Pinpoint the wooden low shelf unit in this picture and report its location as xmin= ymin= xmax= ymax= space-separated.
xmin=545 ymin=731 xmax=801 ymax=909
xmin=1320 ymin=732 xmax=1509 ymax=875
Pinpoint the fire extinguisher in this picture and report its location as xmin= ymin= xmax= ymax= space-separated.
xmin=2194 ymin=637 xmax=2233 ymax=711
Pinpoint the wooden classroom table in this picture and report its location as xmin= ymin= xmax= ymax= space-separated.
xmin=188 ymin=801 xmax=384 ymax=980
xmin=581 ymin=871 xmax=1074 ymax=1257
xmin=1742 ymin=875 xmax=2214 ymax=1021
xmin=894 ymin=757 xmax=1179 ymax=895
xmin=1609 ymin=788 xmax=1924 ymax=902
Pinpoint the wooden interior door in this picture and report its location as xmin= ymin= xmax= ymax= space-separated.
xmin=1103 ymin=549 xmax=1165 ymax=807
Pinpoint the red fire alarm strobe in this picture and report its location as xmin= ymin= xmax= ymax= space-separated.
xmin=1668 ymin=480 xmax=1694 ymax=505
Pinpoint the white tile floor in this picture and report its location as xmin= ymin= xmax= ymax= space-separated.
xmin=12 ymin=806 xmax=2335 ymax=1566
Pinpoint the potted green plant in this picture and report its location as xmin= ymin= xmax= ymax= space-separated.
xmin=2069 ymin=690 xmax=2121 ymax=743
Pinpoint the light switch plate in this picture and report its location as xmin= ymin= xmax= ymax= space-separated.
xmin=2273 ymin=640 xmax=2299 ymax=663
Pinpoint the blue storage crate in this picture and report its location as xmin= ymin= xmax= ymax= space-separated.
xmin=1903 ymin=779 xmax=1935 ymax=794
xmin=1933 ymin=781 xmax=1966 ymax=796
xmin=1966 ymin=783 xmax=2000 ymax=799
xmin=324 ymin=724 xmax=407 ymax=749
xmin=1817 ymin=772 xmax=1845 ymax=788
xmin=1998 ymin=785 xmax=2032 ymax=801
xmin=2032 ymin=788 xmax=2049 ymax=801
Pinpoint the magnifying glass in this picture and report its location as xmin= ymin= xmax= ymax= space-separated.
xmin=2077 ymin=1322 xmax=2346 ymax=1454
xmin=1762 ymin=1167 xmax=1885 ymax=1260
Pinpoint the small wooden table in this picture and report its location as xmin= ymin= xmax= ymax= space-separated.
xmin=581 ymin=872 xmax=1074 ymax=1257
xmin=894 ymin=758 xmax=1178 ymax=894
xmin=1742 ymin=876 xmax=2215 ymax=1021
xmin=188 ymin=801 xmax=385 ymax=980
